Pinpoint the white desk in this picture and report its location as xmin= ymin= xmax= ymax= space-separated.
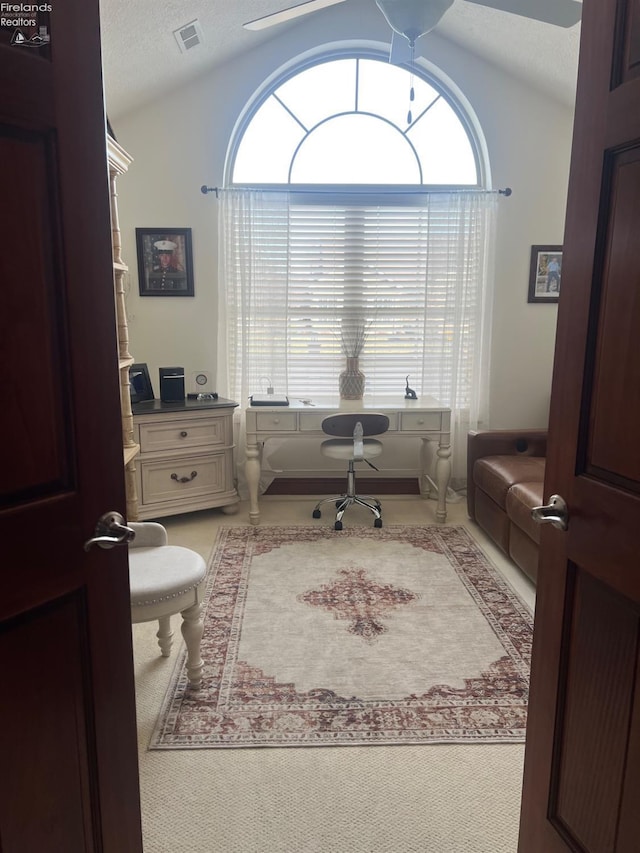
xmin=245 ymin=396 xmax=451 ymax=525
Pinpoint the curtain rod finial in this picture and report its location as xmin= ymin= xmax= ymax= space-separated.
xmin=201 ymin=185 xmax=215 ymax=195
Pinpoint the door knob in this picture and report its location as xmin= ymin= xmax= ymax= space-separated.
xmin=84 ymin=511 xmax=136 ymax=551
xmin=531 ymin=494 xmax=568 ymax=531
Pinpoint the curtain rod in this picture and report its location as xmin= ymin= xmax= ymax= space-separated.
xmin=201 ymin=185 xmax=512 ymax=198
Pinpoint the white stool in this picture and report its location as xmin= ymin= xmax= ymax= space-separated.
xmin=128 ymin=522 xmax=206 ymax=689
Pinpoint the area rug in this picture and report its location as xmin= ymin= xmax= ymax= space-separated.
xmin=150 ymin=525 xmax=533 ymax=749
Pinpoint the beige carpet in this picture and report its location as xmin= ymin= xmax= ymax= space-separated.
xmin=151 ymin=525 xmax=531 ymax=749
xmin=134 ymin=498 xmax=535 ymax=852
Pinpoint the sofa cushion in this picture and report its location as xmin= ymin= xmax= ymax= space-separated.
xmin=509 ymin=523 xmax=540 ymax=584
xmin=473 ymin=456 xmax=546 ymax=510
xmin=506 ymin=480 xmax=545 ymax=545
xmin=475 ymin=489 xmax=511 ymax=554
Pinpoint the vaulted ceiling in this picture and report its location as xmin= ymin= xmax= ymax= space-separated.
xmin=100 ymin=0 xmax=581 ymax=120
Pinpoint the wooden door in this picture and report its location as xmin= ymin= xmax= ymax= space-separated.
xmin=519 ymin=1 xmax=640 ymax=850
xmin=0 ymin=3 xmax=143 ymax=851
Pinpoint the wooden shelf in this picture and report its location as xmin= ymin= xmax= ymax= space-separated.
xmin=108 ymin=134 xmax=138 ymax=521
xmin=124 ymin=444 xmax=140 ymax=466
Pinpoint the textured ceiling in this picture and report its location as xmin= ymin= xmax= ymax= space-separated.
xmin=100 ymin=0 xmax=580 ymax=120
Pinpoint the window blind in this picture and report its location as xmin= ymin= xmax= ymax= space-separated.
xmin=223 ymin=191 xmax=492 ymax=408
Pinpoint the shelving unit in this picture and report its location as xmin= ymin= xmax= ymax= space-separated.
xmin=107 ymin=135 xmax=139 ymax=520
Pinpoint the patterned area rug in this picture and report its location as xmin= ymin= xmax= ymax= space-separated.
xmin=150 ymin=526 xmax=532 ymax=749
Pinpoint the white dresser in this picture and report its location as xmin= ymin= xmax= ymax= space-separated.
xmin=133 ymin=398 xmax=239 ymax=519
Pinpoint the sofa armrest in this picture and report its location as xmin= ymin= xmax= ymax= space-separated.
xmin=129 ymin=522 xmax=168 ymax=549
xmin=467 ymin=429 xmax=547 ymax=521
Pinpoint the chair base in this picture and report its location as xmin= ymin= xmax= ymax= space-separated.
xmin=312 ymin=461 xmax=383 ymax=529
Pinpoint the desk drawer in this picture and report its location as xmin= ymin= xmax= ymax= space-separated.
xmin=299 ymin=413 xmax=399 ymax=431
xmin=139 ymin=416 xmax=228 ymax=453
xmin=255 ymin=412 xmax=297 ymax=431
xmin=299 ymin=413 xmax=325 ymax=431
xmin=139 ymin=453 xmax=230 ymax=505
xmin=400 ymin=412 xmax=443 ymax=432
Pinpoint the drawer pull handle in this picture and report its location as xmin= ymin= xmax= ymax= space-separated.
xmin=180 ymin=431 xmax=188 ymax=438
xmin=171 ymin=471 xmax=198 ymax=484
xmin=417 ymin=419 xmax=425 ymax=425
xmin=273 ymin=418 xmax=280 ymax=424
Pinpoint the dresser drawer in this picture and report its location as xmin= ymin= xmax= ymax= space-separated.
xmin=400 ymin=412 xmax=443 ymax=432
xmin=138 ymin=416 xmax=229 ymax=453
xmin=255 ymin=412 xmax=297 ymax=431
xmin=139 ymin=453 xmax=231 ymax=505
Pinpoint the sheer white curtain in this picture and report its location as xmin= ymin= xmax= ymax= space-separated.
xmin=217 ymin=190 xmax=292 ymax=495
xmin=217 ymin=188 xmax=496 ymax=492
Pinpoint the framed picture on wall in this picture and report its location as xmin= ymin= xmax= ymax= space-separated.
xmin=136 ymin=227 xmax=194 ymax=296
xmin=528 ymin=245 xmax=562 ymax=303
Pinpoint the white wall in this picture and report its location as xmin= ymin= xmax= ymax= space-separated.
xmin=112 ymin=0 xmax=573 ymax=474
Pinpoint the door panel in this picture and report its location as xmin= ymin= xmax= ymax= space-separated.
xmin=0 ymin=1 xmax=143 ymax=850
xmin=620 ymin=0 xmax=640 ymax=81
xmin=0 ymin=126 xmax=73 ymax=505
xmin=0 ymin=597 xmax=95 ymax=851
xmin=519 ymin=0 xmax=640 ymax=850
xmin=551 ymin=570 xmax=638 ymax=852
xmin=588 ymin=149 xmax=640 ymax=485
xmin=617 ymin=671 xmax=640 ymax=848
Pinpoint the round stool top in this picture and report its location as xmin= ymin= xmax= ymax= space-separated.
xmin=129 ymin=545 xmax=206 ymax=607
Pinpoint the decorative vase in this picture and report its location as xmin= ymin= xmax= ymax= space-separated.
xmin=339 ymin=357 xmax=365 ymax=400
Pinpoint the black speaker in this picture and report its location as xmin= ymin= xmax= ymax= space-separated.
xmin=159 ymin=367 xmax=185 ymax=402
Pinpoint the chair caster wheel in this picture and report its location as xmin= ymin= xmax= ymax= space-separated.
xmin=312 ymin=509 xmax=321 ymax=519
xmin=334 ymin=521 xmax=343 ymax=531
xmin=374 ymin=518 xmax=382 ymax=528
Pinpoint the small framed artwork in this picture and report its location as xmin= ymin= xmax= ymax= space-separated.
xmin=528 ymin=245 xmax=562 ymax=303
xmin=136 ymin=227 xmax=194 ymax=296
xmin=129 ymin=363 xmax=155 ymax=403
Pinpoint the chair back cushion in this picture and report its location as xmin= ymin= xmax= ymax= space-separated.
xmin=321 ymin=412 xmax=390 ymax=437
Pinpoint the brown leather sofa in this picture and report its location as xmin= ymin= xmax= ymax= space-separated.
xmin=467 ymin=430 xmax=547 ymax=584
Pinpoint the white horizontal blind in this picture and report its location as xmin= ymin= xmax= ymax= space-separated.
xmin=220 ymin=189 xmax=495 ymax=412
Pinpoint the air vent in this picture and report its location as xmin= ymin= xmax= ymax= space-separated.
xmin=173 ymin=19 xmax=204 ymax=54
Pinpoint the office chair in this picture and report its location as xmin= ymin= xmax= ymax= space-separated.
xmin=312 ymin=412 xmax=390 ymax=530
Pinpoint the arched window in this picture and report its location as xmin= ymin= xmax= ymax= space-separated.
xmin=220 ymin=52 xmax=495 ymax=484
xmin=231 ymin=54 xmax=481 ymax=187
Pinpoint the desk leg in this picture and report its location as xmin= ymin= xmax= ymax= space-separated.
xmin=419 ymin=439 xmax=434 ymax=499
xmin=435 ymin=439 xmax=451 ymax=523
xmin=246 ymin=441 xmax=261 ymax=525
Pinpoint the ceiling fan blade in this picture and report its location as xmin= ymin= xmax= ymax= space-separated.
xmin=243 ymin=0 xmax=347 ymax=31
xmin=464 ymin=0 xmax=581 ymax=28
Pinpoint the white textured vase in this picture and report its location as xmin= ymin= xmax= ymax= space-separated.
xmin=339 ymin=357 xmax=365 ymax=400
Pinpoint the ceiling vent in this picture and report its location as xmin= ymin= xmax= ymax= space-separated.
xmin=173 ymin=19 xmax=204 ymax=54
